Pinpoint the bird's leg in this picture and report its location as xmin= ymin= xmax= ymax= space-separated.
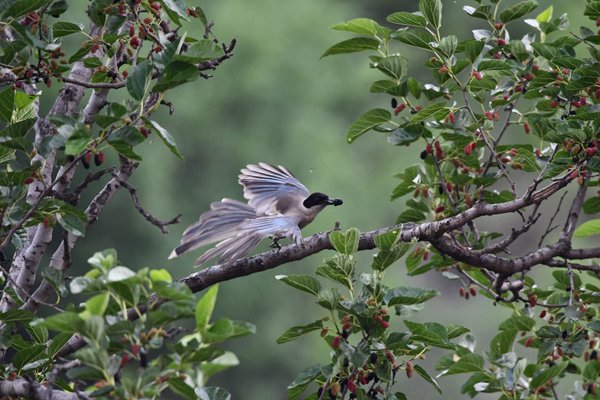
xmin=269 ymin=238 xmax=282 ymax=252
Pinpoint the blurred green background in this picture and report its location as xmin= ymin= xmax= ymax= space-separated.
xmin=44 ymin=0 xmax=594 ymax=398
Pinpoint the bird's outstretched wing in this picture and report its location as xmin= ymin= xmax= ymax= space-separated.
xmin=193 ymin=216 xmax=302 ymax=267
xmin=238 ymin=163 xmax=310 ymax=215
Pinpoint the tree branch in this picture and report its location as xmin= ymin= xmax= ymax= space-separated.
xmin=0 ymin=378 xmax=89 ymax=400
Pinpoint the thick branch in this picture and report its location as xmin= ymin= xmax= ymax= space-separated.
xmin=0 ymin=378 xmax=88 ymax=400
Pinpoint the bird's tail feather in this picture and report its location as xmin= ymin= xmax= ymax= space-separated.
xmin=169 ymin=199 xmax=258 ymax=259
xmin=194 ymin=234 xmax=263 ymax=267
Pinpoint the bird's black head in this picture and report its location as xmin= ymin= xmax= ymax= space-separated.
xmin=303 ymin=192 xmax=343 ymax=208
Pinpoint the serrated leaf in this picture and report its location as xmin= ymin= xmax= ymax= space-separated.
xmin=387 ymin=12 xmax=427 ymax=28
xmin=126 ymin=59 xmax=152 ymax=101
xmin=410 ymin=102 xmax=446 ymax=122
xmin=53 ymin=22 xmax=84 ymax=37
xmin=276 ymin=275 xmax=320 ymax=296
xmin=0 ymin=88 xmax=15 ymax=122
xmin=442 ymin=353 xmax=485 ymax=375
xmin=499 ymin=0 xmax=539 ymax=24
xmin=148 ymin=120 xmax=184 ymax=160
xmin=529 ymin=362 xmax=568 ymax=390
xmin=584 ymin=197 xmax=600 ymax=214
xmin=347 ymin=108 xmax=390 ymax=143
xmin=375 ymin=55 xmax=408 ymax=81
xmin=372 ymin=241 xmax=415 ymax=271
xmin=419 ymin=0 xmax=442 ymax=30
xmin=321 ymin=37 xmax=380 ymax=59
xmin=574 ymin=220 xmax=600 ymax=238
xmin=276 ymin=320 xmax=323 ymax=344
xmin=331 ymin=18 xmax=380 ymax=36
xmin=384 ymin=286 xmax=439 ymax=306
xmin=413 ymin=365 xmax=442 ymax=394
xmin=396 ymin=29 xmax=436 ymax=51
xmin=329 ymin=228 xmax=360 ymax=255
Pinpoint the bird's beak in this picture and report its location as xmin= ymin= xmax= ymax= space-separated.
xmin=327 ymin=198 xmax=343 ymax=206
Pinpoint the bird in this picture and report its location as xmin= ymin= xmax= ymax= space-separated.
xmin=168 ymin=162 xmax=343 ymax=267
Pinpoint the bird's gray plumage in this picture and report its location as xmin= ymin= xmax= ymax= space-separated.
xmin=169 ymin=163 xmax=342 ymax=267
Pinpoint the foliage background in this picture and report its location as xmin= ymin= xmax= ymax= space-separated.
xmin=34 ymin=0 xmax=584 ymax=398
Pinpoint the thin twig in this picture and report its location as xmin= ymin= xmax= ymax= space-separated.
xmin=110 ymin=172 xmax=181 ymax=234
xmin=538 ymin=191 xmax=567 ymax=247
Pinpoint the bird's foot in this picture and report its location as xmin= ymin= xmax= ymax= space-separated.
xmin=270 ymin=240 xmax=281 ymax=252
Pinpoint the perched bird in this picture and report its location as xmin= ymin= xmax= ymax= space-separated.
xmin=169 ymin=163 xmax=343 ymax=267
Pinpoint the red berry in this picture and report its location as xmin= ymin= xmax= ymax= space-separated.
xmin=151 ymin=3 xmax=160 ymax=10
xmin=485 ymin=111 xmax=493 ymax=120
xmin=380 ymin=320 xmax=389 ymax=328
xmin=132 ymin=343 xmax=139 ymax=355
xmin=464 ymin=145 xmax=472 ymax=156
xmin=7 ymin=372 xmax=16 ymax=381
xmin=120 ymin=354 xmax=130 ymax=367
xmin=525 ymin=73 xmax=534 ymax=81
xmin=597 ymin=17 xmax=600 ymax=27
xmin=122 ymin=71 xmax=129 ymax=78
xmin=394 ymin=104 xmax=406 ymax=115
xmin=498 ymin=39 xmax=506 ymax=46
xmin=581 ymin=97 xmax=587 ymax=105
xmin=495 ymin=23 xmax=504 ymax=29
xmin=515 ymin=85 xmax=522 ymax=92
xmin=550 ymin=101 xmax=558 ymax=108
xmin=24 ymin=177 xmax=34 ymax=184
xmin=532 ymin=65 xmax=539 ymax=71
xmin=347 ymin=380 xmax=356 ymax=393
xmin=469 ymin=287 xmax=476 ymax=296
xmin=524 ymin=123 xmax=530 ymax=134
xmin=459 ymin=287 xmax=465 ymax=297
xmin=563 ymin=68 xmax=569 ymax=75
xmin=503 ymin=95 xmax=509 ymax=100
xmin=448 ymin=113 xmax=455 ymax=123
xmin=525 ymin=337 xmax=533 ymax=347
xmin=43 ymin=217 xmax=50 ymax=228
xmin=434 ymin=206 xmax=445 ymax=213
xmin=426 ymin=143 xmax=432 ymax=154
xmin=45 ymin=78 xmax=52 ymax=88
xmin=529 ymin=296 xmax=537 ymax=307
xmin=140 ymin=127 xmax=148 ymax=138
xmin=129 ymin=26 xmax=135 ymax=37
xmin=493 ymin=53 xmax=500 ymax=59
xmin=596 ymin=89 xmax=600 ymax=100
xmin=573 ymin=101 xmax=581 ymax=108
xmin=342 ymin=321 xmax=352 ymax=331
xmin=422 ymin=189 xmax=429 ymax=199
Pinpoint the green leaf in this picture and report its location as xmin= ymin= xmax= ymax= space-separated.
xmin=3 ymin=0 xmax=51 ymax=19
xmin=419 ymin=0 xmax=442 ymax=30
xmin=53 ymin=22 xmax=84 ymax=37
xmin=387 ymin=12 xmax=427 ymax=28
xmin=372 ymin=241 xmax=415 ymax=271
xmin=499 ymin=0 xmax=539 ymax=24
xmin=173 ymin=39 xmax=225 ymax=64
xmin=0 ymin=88 xmax=15 ymax=122
xmin=287 ymin=364 xmax=321 ymax=400
xmin=12 ymin=344 xmax=47 ymax=371
xmin=41 ymin=266 xmax=68 ymax=297
xmin=477 ymin=59 xmax=511 ymax=71
xmin=316 ymin=287 xmax=340 ymax=311
xmin=439 ymin=35 xmax=457 ymax=57
xmin=47 ymin=332 xmax=74 ymax=358
xmin=347 ymin=108 xmax=390 ymax=143
xmin=69 ymin=42 xmax=93 ymax=63
xmin=167 ymin=379 xmax=198 ymax=400
xmin=56 ymin=214 xmax=85 ymax=236
xmin=110 ymin=139 xmax=142 ymax=161
xmin=331 ymin=18 xmax=380 ymax=36
xmin=374 ymin=229 xmax=402 ymax=250
xmin=447 ymin=324 xmax=470 ymax=339
xmin=196 ymin=285 xmax=218 ymax=330
xmin=370 ymin=80 xmax=397 ymax=93
xmin=442 ymin=353 xmax=485 ymax=375
xmin=375 ymin=55 xmax=408 ymax=81
xmin=574 ymin=219 xmax=600 ymax=238
xmin=536 ymin=5 xmax=553 ymax=23
xmin=126 ymin=59 xmax=152 ymax=101
xmin=148 ymin=120 xmax=185 ymax=160
xmin=152 ymin=60 xmax=199 ymax=93
xmin=529 ymin=362 xmax=568 ymax=390
xmin=489 ymin=329 xmax=518 ymax=359
xmin=410 ymin=102 xmax=446 ymax=122
xmin=584 ymin=197 xmax=600 ymax=214
xmin=384 ymin=286 xmax=439 ymax=306
xmin=396 ymin=29 xmax=436 ymax=51
xmin=85 ymin=293 xmax=109 ymax=316
xmin=276 ymin=274 xmax=321 ymax=296
xmin=276 ymin=320 xmax=323 ymax=344
xmin=413 ymin=365 xmax=442 ymax=394
xmin=329 ymin=228 xmax=360 ymax=255
xmin=195 ymin=387 xmax=231 ymax=400
xmin=109 ymin=125 xmax=143 ymax=147
xmin=321 ymin=37 xmax=380 ymax=59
